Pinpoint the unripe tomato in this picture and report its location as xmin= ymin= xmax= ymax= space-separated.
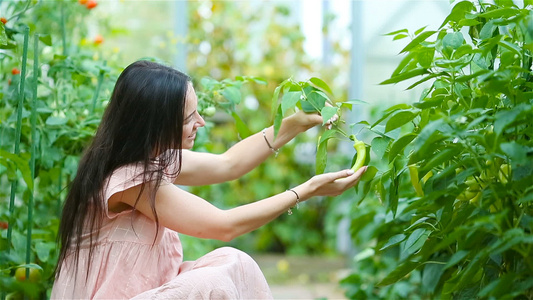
xmin=12 ymin=68 xmax=20 ymax=75
xmin=93 ymin=34 xmax=104 ymax=45
xmin=14 ymin=267 xmax=41 ymax=283
xmin=79 ymin=0 xmax=88 ymax=4
xmin=1 ymin=17 xmax=7 ymax=24
xmin=86 ymin=0 xmax=97 ymax=9
xmin=202 ymin=106 xmax=216 ymax=117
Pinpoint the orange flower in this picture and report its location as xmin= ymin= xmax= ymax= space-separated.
xmin=94 ymin=34 xmax=104 ymax=45
xmin=86 ymin=0 xmax=97 ymax=9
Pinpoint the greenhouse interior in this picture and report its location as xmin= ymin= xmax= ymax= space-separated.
xmin=1 ymin=0 xmax=532 ymax=299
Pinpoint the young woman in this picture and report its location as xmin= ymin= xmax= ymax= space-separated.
xmin=51 ymin=60 xmax=367 ymax=299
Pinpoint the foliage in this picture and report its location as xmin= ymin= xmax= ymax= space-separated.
xmin=0 ymin=0 xmax=122 ymax=297
xmin=338 ymin=1 xmax=533 ymax=298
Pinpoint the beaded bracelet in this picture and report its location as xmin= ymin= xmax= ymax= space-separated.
xmin=286 ymin=189 xmax=300 ymax=215
xmin=262 ymin=128 xmax=279 ymax=157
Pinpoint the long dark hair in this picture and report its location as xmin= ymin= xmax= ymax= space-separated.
xmin=55 ymin=60 xmax=191 ymax=279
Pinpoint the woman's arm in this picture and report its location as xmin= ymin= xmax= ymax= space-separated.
xmin=175 ymin=111 xmax=326 ymax=186
xmin=113 ymin=167 xmax=366 ymax=242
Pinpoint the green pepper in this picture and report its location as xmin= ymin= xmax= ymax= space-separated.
xmin=408 ymin=164 xmax=424 ymax=197
xmin=350 ymin=135 xmax=367 ymax=172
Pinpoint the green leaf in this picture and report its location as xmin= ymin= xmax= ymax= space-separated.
xmin=389 ymin=169 xmax=400 ymax=216
xmin=422 ymin=261 xmax=446 ymax=294
xmin=371 ymin=136 xmax=390 ymax=159
xmin=439 ymin=1 xmax=475 ymax=29
xmin=302 ymin=91 xmax=327 ymax=112
xmin=0 ymin=150 xmax=33 ymax=191
xmin=0 ymin=23 xmax=7 ymax=46
xmin=417 ymin=48 xmax=436 ymax=68
xmin=385 ymin=28 xmax=409 ymax=36
xmin=402 ymin=228 xmax=430 ymax=256
xmin=281 ymin=91 xmax=301 ymax=114
xmin=500 ymin=142 xmax=529 ymax=165
xmin=309 ymin=77 xmax=333 ymax=95
xmin=377 ymin=260 xmax=421 ymax=286
xmin=45 ymin=116 xmax=68 ymax=126
xmin=444 ymin=250 xmax=469 ymax=270
xmin=360 ymin=165 xmax=377 ymax=181
xmin=478 ymin=7 xmax=519 ymax=19
xmin=494 ymin=108 xmax=522 ymax=135
xmin=316 ymin=141 xmax=327 ymax=174
xmin=221 ymin=86 xmax=241 ymax=104
xmin=300 ymin=101 xmax=316 ymax=113
xmin=385 ymin=103 xmax=413 ymax=112
xmin=498 ymin=40 xmax=522 ymax=58
xmin=389 ymin=133 xmax=417 ymax=162
xmin=34 ymin=242 xmax=55 ymax=263
xmin=231 ymin=111 xmax=251 ymax=139
xmin=380 ymin=234 xmax=406 ymax=251
xmin=442 ymin=32 xmax=465 ymax=50
xmin=406 ymin=73 xmax=439 ymax=90
xmin=415 ymin=26 xmax=428 ymax=36
xmin=479 ymin=20 xmax=497 ymax=40
xmin=38 ymin=34 xmax=52 ymax=46
xmin=235 ymin=75 xmax=267 ymax=85
xmin=271 ymin=84 xmax=283 ymax=117
xmin=273 ymin=105 xmax=283 ymax=138
xmin=315 ymin=132 xmax=338 ymax=174
xmin=400 ymin=31 xmax=437 ymax=54
xmin=385 ymin=111 xmax=418 ymax=133
xmin=391 ymin=52 xmax=416 ymax=77
xmin=320 ymin=106 xmax=338 ymax=125
xmin=393 ymin=34 xmax=409 ymax=41
xmin=458 ymin=18 xmax=481 ymax=26
xmin=421 ymin=146 xmax=461 ymax=173
xmin=380 ymin=68 xmax=430 ymax=85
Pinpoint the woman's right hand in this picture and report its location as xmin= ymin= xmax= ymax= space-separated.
xmin=295 ymin=166 xmax=368 ymax=201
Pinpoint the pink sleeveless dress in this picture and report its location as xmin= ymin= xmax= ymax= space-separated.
xmin=51 ymin=163 xmax=272 ymax=299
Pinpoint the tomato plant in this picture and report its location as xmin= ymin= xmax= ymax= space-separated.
xmin=338 ymin=1 xmax=533 ymax=298
xmin=1 ymin=0 xmax=120 ymax=297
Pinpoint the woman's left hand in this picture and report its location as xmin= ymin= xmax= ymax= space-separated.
xmin=288 ymin=108 xmax=339 ymax=132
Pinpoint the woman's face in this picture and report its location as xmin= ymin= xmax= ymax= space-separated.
xmin=182 ymin=82 xmax=205 ymax=149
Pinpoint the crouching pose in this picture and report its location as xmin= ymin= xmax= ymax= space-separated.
xmin=52 ymin=60 xmax=366 ymax=299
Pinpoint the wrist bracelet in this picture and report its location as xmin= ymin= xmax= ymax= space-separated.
xmin=286 ymin=189 xmax=300 ymax=215
xmin=262 ymin=128 xmax=279 ymax=157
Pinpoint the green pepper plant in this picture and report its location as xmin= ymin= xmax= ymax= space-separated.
xmin=337 ymin=1 xmax=533 ymax=298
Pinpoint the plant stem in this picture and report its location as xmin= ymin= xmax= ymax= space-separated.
xmin=25 ymin=32 xmax=39 ymax=281
xmin=6 ymin=25 xmax=30 ymax=255
xmin=91 ymin=60 xmax=107 ymax=113
xmin=61 ymin=1 xmax=67 ymax=56
xmin=57 ymin=167 xmax=63 ymax=217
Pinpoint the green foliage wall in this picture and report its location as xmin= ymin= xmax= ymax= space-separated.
xmin=340 ymin=1 xmax=533 ymax=298
xmin=1 ymin=1 xmax=122 ymax=297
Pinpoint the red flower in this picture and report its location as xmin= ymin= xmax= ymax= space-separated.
xmin=86 ymin=0 xmax=97 ymax=9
